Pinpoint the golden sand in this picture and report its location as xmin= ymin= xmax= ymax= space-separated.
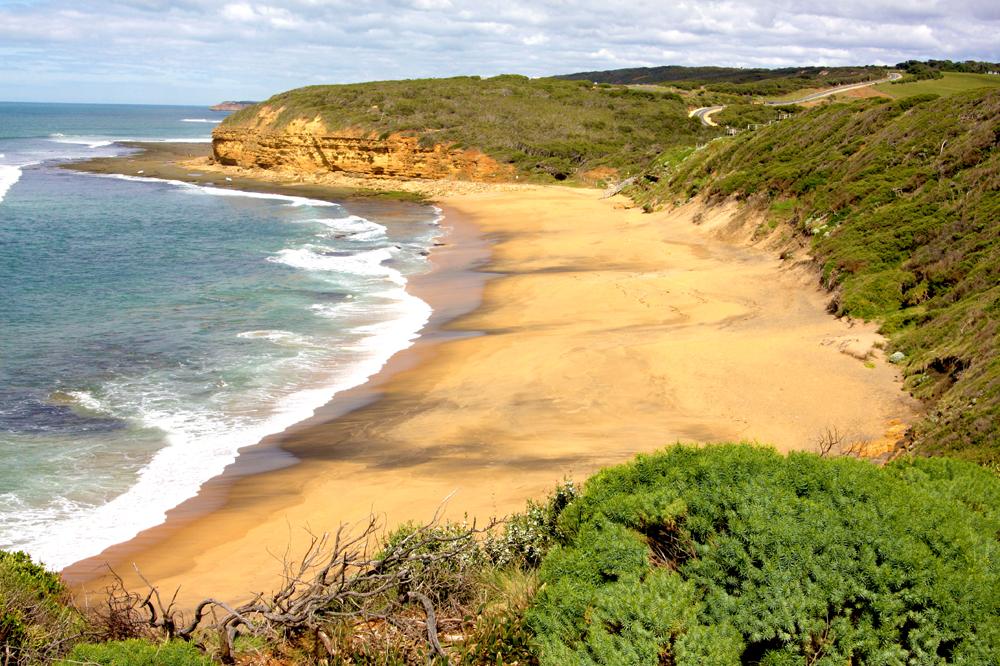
xmin=64 ymin=159 xmax=918 ymax=608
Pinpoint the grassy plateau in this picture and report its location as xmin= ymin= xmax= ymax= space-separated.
xmin=222 ymin=75 xmax=715 ymax=181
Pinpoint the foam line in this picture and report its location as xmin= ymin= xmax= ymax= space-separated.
xmin=0 ymin=164 xmax=22 ymax=203
xmin=88 ymin=172 xmax=340 ymax=208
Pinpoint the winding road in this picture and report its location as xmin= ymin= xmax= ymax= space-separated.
xmin=689 ymin=72 xmax=903 ymax=126
xmin=763 ymin=72 xmax=903 ymax=106
xmin=688 ymin=105 xmax=725 ymax=127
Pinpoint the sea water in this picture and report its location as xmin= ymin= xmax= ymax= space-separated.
xmin=0 ymin=102 xmax=440 ymax=569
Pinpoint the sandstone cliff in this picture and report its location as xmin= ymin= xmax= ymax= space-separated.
xmin=212 ymin=126 xmax=514 ymax=181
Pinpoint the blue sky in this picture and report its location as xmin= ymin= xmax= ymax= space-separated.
xmin=1 ymin=0 xmax=997 ymax=105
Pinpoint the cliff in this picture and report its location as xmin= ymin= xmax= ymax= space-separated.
xmin=209 ymin=76 xmax=712 ymax=182
xmin=211 ymin=127 xmax=515 ymax=181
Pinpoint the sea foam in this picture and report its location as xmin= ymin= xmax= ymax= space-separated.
xmin=25 ymin=270 xmax=434 ymax=572
xmin=307 ymin=215 xmax=389 ymax=242
xmin=270 ymin=246 xmax=406 ymax=285
xmin=0 ymin=164 xmax=21 ymax=203
xmin=91 ymin=173 xmax=340 ymax=207
xmin=14 ymin=174 xmax=439 ymax=570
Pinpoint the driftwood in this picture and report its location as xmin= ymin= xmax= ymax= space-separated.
xmin=102 ymin=504 xmax=496 ymax=664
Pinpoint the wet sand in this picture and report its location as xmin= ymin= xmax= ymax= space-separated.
xmin=63 ymin=146 xmax=918 ymax=608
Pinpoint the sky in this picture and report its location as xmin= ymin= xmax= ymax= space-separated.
xmin=0 ymin=0 xmax=998 ymax=105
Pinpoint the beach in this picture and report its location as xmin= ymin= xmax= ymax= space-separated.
xmin=64 ymin=145 xmax=918 ymax=608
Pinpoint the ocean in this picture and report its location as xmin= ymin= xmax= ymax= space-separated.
xmin=0 ymin=102 xmax=440 ymax=569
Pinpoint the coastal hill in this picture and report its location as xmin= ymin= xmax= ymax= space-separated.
xmin=555 ymin=64 xmax=887 ymax=96
xmin=208 ymin=100 xmax=257 ymax=111
xmin=630 ymin=87 xmax=1000 ymax=464
xmin=212 ymin=75 xmax=713 ymax=182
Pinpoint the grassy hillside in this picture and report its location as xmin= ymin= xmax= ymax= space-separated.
xmin=628 ymin=89 xmax=1000 ymax=464
xmin=222 ymin=75 xmax=715 ymax=182
xmin=7 ymin=445 xmax=1000 ymax=664
xmin=557 ymin=65 xmax=882 ymax=87
xmin=874 ymin=71 xmax=1000 ymax=98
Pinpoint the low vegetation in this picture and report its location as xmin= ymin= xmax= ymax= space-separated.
xmin=529 ymin=445 xmax=1000 ymax=664
xmin=4 ymin=445 xmax=1000 ymax=664
xmin=628 ymin=88 xmax=1000 ymax=464
xmin=874 ymin=71 xmax=1000 ymax=98
xmin=0 ymin=551 xmax=84 ymax=665
xmin=711 ymin=103 xmax=801 ymax=129
xmin=556 ymin=65 xmax=885 ymax=96
xmin=223 ymin=75 xmax=715 ymax=182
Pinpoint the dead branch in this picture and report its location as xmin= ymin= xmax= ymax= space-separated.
xmin=408 ymin=591 xmax=448 ymax=661
xmin=814 ymin=425 xmax=846 ymax=458
xmin=104 ymin=505 xmax=497 ymax=662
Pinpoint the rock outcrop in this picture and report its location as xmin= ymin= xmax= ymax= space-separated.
xmin=211 ymin=127 xmax=514 ymax=181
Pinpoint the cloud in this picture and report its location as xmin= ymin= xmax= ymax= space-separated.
xmin=0 ymin=0 xmax=996 ymax=103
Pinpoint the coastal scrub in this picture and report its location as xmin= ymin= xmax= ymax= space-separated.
xmin=629 ymin=87 xmax=1000 ymax=464
xmin=528 ymin=444 xmax=1000 ymax=665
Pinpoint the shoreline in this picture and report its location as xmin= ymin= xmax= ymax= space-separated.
xmin=60 ymin=144 xmax=494 ymax=591
xmin=63 ymin=143 xmax=919 ymax=608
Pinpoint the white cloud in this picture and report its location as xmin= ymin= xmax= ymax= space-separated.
xmin=0 ymin=0 xmax=996 ymax=103
xmin=221 ymin=3 xmax=256 ymax=21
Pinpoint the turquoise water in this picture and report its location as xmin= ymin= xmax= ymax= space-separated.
xmin=0 ymin=103 xmax=440 ymax=568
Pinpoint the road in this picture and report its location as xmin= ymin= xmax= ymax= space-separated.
xmin=688 ymin=72 xmax=904 ymax=126
xmin=689 ymin=105 xmax=725 ymax=127
xmin=763 ymin=72 xmax=903 ymax=106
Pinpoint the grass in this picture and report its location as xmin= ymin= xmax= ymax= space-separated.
xmin=222 ymin=75 xmax=716 ymax=182
xmin=557 ymin=65 xmax=885 ymax=92
xmin=628 ymin=88 xmax=1000 ymax=464
xmin=874 ymin=71 xmax=1000 ymax=98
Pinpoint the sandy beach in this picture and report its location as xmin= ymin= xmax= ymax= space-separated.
xmin=64 ymin=145 xmax=918 ymax=608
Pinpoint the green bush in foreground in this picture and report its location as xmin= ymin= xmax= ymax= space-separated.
xmin=56 ymin=639 xmax=212 ymax=666
xmin=0 ymin=551 xmax=84 ymax=665
xmin=528 ymin=444 xmax=1000 ymax=665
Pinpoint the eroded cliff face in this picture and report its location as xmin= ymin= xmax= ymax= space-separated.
xmin=212 ymin=127 xmax=514 ymax=182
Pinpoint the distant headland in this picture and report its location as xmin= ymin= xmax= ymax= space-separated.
xmin=209 ymin=100 xmax=257 ymax=111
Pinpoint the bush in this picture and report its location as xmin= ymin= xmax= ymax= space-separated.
xmin=484 ymin=480 xmax=578 ymax=567
xmin=380 ymin=519 xmax=485 ymax=606
xmin=527 ymin=444 xmax=1000 ymax=665
xmin=1 ymin=551 xmax=84 ymax=665
xmin=56 ymin=639 xmax=212 ymax=666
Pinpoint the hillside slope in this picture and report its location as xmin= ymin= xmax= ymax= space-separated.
xmin=629 ymin=89 xmax=1000 ymax=463
xmin=556 ymin=65 xmax=886 ymax=97
xmin=217 ymin=75 xmax=714 ymax=182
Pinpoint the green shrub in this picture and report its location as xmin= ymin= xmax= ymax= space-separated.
xmin=485 ymin=480 xmax=578 ymax=567
xmin=528 ymin=444 xmax=1000 ymax=665
xmin=56 ymin=639 xmax=212 ymax=666
xmin=455 ymin=568 xmax=539 ymax=665
xmin=1 ymin=551 xmax=84 ymax=665
xmin=379 ymin=520 xmax=484 ymax=606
